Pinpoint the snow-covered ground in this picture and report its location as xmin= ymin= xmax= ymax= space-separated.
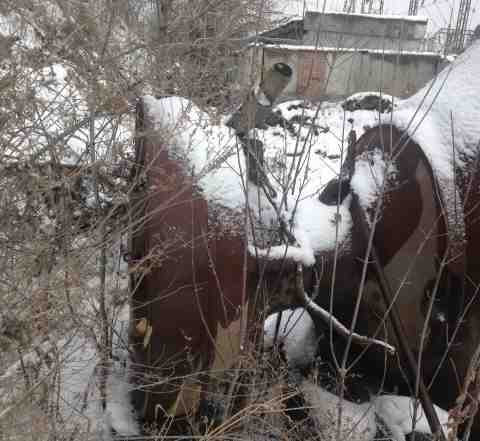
xmin=263 ymin=309 xmax=453 ymax=441
xmin=264 ymin=308 xmax=318 ymax=368
xmin=0 ymin=6 xmax=133 ymax=166
xmin=0 ymin=303 xmax=139 ymax=440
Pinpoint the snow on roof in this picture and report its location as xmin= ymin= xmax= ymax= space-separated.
xmin=312 ymin=11 xmax=428 ymax=23
xmin=270 ymin=0 xmax=428 ymax=23
xmin=251 ymin=42 xmax=443 ymax=58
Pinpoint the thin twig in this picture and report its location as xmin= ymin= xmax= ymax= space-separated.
xmin=295 ymin=264 xmax=395 ymax=354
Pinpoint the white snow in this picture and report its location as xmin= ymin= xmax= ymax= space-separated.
xmin=300 ymin=379 xmax=377 ymax=441
xmin=143 ymin=92 xmax=384 ymax=262
xmin=0 ymin=304 xmax=140 ymax=439
xmin=142 ymin=43 xmax=480 ymax=265
xmin=143 ymin=96 xmax=250 ymax=212
xmin=264 ymin=193 xmax=353 ymax=264
xmin=388 ymin=39 xmax=480 ymax=171
xmin=249 ymin=98 xmax=381 ymax=257
xmin=251 ymin=42 xmax=442 ymax=57
xmin=56 ymin=304 xmax=140 ymax=438
xmin=255 ymin=86 xmax=272 ymax=106
xmin=374 ymin=394 xmax=452 ymax=441
xmin=0 ymin=340 xmax=56 ymax=383
xmin=379 ymin=39 xmax=480 ymax=247
xmin=0 ymin=11 xmax=40 ymax=49
xmin=350 ymin=148 xmax=398 ymax=212
xmin=344 ymin=91 xmax=396 ymax=105
xmin=263 ymin=309 xmax=453 ymax=441
xmin=317 ymin=11 xmax=428 ymax=23
xmin=298 ymin=381 xmax=453 ymax=441
xmin=264 ymin=308 xmax=318 ymax=367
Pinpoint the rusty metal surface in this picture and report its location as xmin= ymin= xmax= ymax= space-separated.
xmin=297 ymin=51 xmax=328 ymax=97
xmin=335 ymin=125 xmax=480 ymax=437
xmin=129 ymin=99 xmax=248 ymax=423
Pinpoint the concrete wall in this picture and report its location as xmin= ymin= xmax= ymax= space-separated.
xmin=304 ymin=12 xmax=428 ymax=51
xmin=240 ymin=47 xmax=301 ymax=97
xmin=243 ymin=46 xmax=442 ymax=100
xmin=324 ymin=50 xmax=440 ymax=97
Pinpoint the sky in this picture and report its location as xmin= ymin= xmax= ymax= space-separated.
xmin=273 ymin=0 xmax=480 ymax=34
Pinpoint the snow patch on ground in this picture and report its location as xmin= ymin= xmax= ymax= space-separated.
xmin=301 ymin=385 xmax=453 ymax=441
xmin=263 ymin=309 xmax=454 ymax=441
xmin=55 ymin=304 xmax=140 ymax=439
xmin=374 ymin=395 xmax=452 ymax=441
xmin=0 ymin=304 xmax=140 ymax=440
xmin=301 ymin=379 xmax=377 ymax=441
xmin=264 ymin=308 xmax=317 ymax=368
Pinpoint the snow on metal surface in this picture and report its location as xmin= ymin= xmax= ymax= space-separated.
xmin=143 ymin=94 xmax=384 ymax=263
xmin=143 ymin=95 xmax=250 ymax=213
xmin=380 ymin=39 xmax=480 ymax=248
xmin=350 ymin=148 xmax=398 ymax=212
xmin=145 ymin=38 xmax=480 ymax=262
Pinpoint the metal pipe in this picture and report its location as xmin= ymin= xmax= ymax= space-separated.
xmin=226 ymin=62 xmax=292 ymax=135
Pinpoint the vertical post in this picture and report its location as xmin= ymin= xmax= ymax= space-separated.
xmin=453 ymin=0 xmax=472 ymax=53
xmin=357 ymin=205 xmax=447 ymax=441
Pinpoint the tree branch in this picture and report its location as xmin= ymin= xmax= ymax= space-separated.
xmin=295 ymin=264 xmax=396 ymax=354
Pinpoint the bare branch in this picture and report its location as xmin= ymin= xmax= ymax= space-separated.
xmin=295 ymin=264 xmax=396 ymax=354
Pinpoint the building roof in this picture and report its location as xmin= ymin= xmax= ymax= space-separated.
xmin=254 ymin=19 xmax=304 ymax=44
xmin=309 ymin=11 xmax=428 ymax=23
xmin=250 ymin=42 xmax=443 ymax=58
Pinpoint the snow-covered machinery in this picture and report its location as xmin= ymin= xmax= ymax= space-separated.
xmin=127 ymin=63 xmax=293 ymax=431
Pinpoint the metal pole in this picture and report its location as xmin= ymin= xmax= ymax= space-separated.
xmin=453 ymin=0 xmax=472 ymax=52
xmin=408 ymin=0 xmax=419 ymax=16
xmin=357 ymin=205 xmax=447 ymax=441
xmin=343 ymin=0 xmax=356 ymax=13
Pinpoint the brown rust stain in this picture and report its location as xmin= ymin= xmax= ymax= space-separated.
xmin=343 ymin=125 xmax=480 ymax=436
xmin=129 ymin=100 xmax=249 ymax=422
